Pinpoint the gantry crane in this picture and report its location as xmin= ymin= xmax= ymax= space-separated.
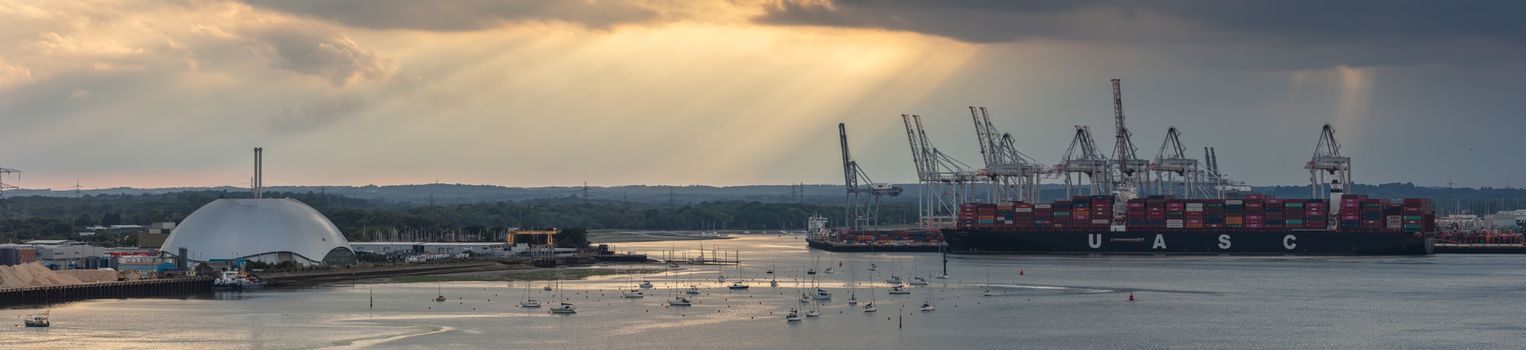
xmin=0 ymin=166 xmax=18 ymax=199
xmin=902 ymin=114 xmax=981 ymax=227
xmin=1204 ymin=147 xmax=1251 ymax=198
xmin=839 ymin=123 xmax=903 ymax=230
xmin=1306 ymin=124 xmax=1351 ymax=226
xmin=1111 ymin=79 xmax=1149 ymax=203
xmin=969 ymin=106 xmax=1049 ymax=203
xmin=1151 ymin=127 xmax=1205 ymax=198
xmin=1058 ymin=126 xmax=1111 ymax=197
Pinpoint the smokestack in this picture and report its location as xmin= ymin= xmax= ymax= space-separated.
xmin=254 ymin=147 xmax=263 ymax=199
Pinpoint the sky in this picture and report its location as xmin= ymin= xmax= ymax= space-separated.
xmin=1 ymin=0 xmax=1523 ymax=190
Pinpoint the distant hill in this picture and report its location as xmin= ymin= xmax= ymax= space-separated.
xmin=6 ymin=182 xmax=1523 ymax=215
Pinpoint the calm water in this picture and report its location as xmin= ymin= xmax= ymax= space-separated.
xmin=6 ymin=235 xmax=1525 ymax=349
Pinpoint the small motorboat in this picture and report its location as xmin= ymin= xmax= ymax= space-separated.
xmin=920 ymin=303 xmax=936 ymax=312
xmin=805 ymin=309 xmax=821 ymax=318
xmin=884 ymin=276 xmax=902 ymax=285
xmin=983 ymin=289 xmax=993 ymax=297
xmin=686 ymin=286 xmax=702 ymax=295
xmin=824 ymin=267 xmax=834 ymax=274
xmin=550 ymin=302 xmax=577 ymax=314
xmin=785 ymin=308 xmax=802 ymax=322
xmin=520 ymin=299 xmax=542 ymax=308
xmin=806 ymin=268 xmax=816 ymax=275
xmin=863 ymin=303 xmax=878 ymax=313
xmin=813 ymin=288 xmax=832 ymax=300
xmin=23 ymin=311 xmax=49 ymax=328
xmin=888 ymin=286 xmax=911 ymax=295
xmin=622 ymin=289 xmax=646 ymax=298
xmin=847 ymin=294 xmax=858 ymax=305
xmin=868 ymin=264 xmax=878 ymax=271
xmin=667 ymin=296 xmax=692 ymax=306
xmin=728 ymin=282 xmax=750 ymax=290
xmin=543 ymin=285 xmax=553 ymax=291
xmin=909 ymin=277 xmax=929 ymax=286
xmin=639 ymin=280 xmax=654 ymax=289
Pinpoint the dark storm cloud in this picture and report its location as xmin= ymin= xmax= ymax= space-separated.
xmin=759 ymin=0 xmax=1526 ymax=67
xmin=239 ymin=0 xmax=661 ymax=31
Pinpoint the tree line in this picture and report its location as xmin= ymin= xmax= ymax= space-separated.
xmin=0 ymin=190 xmax=920 ymax=244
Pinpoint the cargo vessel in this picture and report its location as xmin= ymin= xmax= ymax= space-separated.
xmin=805 ymin=228 xmax=943 ymax=252
xmin=943 ymin=194 xmax=1436 ymax=255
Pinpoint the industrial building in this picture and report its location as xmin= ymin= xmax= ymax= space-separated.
xmin=161 ymin=198 xmax=356 ymax=266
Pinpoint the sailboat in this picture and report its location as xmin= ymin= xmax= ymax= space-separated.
xmin=520 ymin=279 xmax=541 ymax=308
xmin=935 ymin=243 xmax=950 ymax=279
xmin=805 ymin=296 xmax=822 ymax=318
xmin=621 ymin=271 xmax=646 ymax=298
xmin=847 ymin=272 xmax=859 ymax=305
xmin=728 ymin=250 xmax=749 ymax=289
xmin=549 ymin=277 xmax=577 ymax=314
xmin=908 ymin=256 xmax=928 ymax=285
xmin=983 ymin=270 xmax=993 ymax=297
xmin=863 ymin=275 xmax=878 ymax=312
xmin=433 ymin=284 xmax=447 ymax=302
xmin=666 ymin=265 xmax=692 ymax=306
xmin=921 ymin=278 xmax=933 ymax=311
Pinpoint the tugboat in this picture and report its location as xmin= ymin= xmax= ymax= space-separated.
xmin=23 ymin=311 xmax=49 ymax=328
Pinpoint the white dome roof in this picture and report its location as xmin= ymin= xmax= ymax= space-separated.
xmin=163 ymin=198 xmax=351 ymax=263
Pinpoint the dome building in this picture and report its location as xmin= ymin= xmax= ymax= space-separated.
xmin=161 ymin=198 xmax=355 ymax=266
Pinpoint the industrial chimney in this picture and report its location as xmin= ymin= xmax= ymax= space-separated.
xmin=254 ymin=147 xmax=263 ymax=199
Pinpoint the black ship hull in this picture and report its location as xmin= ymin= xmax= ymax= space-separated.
xmin=943 ymin=229 xmax=1434 ymax=255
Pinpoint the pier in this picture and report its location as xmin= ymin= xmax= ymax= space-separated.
xmin=0 ymin=277 xmax=213 ymax=308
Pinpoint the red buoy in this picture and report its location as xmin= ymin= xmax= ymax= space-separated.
xmin=1019 ymin=269 xmax=1024 ymax=276
xmin=1128 ymin=292 xmax=1135 ymax=301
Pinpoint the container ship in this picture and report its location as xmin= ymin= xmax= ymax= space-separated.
xmin=806 ymin=227 xmax=944 ymax=252
xmin=943 ymin=194 xmax=1436 ymax=255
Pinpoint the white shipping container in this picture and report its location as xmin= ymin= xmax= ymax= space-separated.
xmin=1166 ymin=223 xmax=1185 ymax=228
xmin=1186 ymin=207 xmax=1204 ymax=212
xmin=1015 ymin=208 xmax=1034 ymax=213
xmin=1091 ymin=219 xmax=1109 ymax=224
xmin=1225 ymin=200 xmax=1243 ymax=205
xmin=1166 ymin=219 xmax=1184 ymax=225
xmin=1186 ymin=203 xmax=1205 ymax=209
xmin=1035 ymin=204 xmax=1052 ymax=209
